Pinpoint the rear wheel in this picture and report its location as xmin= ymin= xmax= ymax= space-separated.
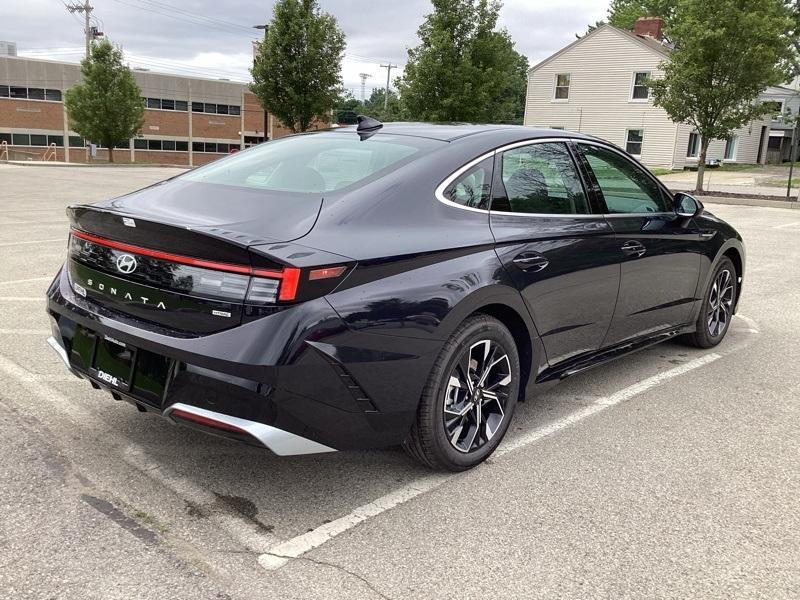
xmin=404 ymin=315 xmax=520 ymax=471
xmin=683 ymin=257 xmax=737 ymax=348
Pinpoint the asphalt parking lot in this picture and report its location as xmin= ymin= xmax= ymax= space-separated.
xmin=1 ymin=163 xmax=798 ymax=599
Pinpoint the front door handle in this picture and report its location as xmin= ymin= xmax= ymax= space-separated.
xmin=621 ymin=240 xmax=646 ymax=257
xmin=513 ymin=252 xmax=549 ymax=272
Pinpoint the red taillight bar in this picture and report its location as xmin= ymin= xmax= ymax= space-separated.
xmin=170 ymin=408 xmax=245 ymax=434
xmin=70 ymin=228 xmax=302 ymax=300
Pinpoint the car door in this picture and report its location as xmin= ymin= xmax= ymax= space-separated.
xmin=574 ymin=142 xmax=703 ymax=347
xmin=489 ymin=140 xmax=621 ymax=367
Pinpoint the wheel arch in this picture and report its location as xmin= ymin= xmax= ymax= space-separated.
xmin=721 ymin=246 xmax=744 ymax=311
xmin=436 ymin=284 xmax=543 ymax=402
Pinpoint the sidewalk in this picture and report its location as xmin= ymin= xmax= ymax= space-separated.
xmin=657 ymin=166 xmax=800 ymax=200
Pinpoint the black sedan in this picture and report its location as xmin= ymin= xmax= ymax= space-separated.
xmin=46 ymin=119 xmax=745 ymax=471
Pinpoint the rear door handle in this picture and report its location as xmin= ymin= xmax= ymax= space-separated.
xmin=621 ymin=240 xmax=646 ymax=257
xmin=513 ymin=252 xmax=549 ymax=272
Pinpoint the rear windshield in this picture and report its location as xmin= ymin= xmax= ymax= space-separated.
xmin=182 ymin=132 xmax=441 ymax=193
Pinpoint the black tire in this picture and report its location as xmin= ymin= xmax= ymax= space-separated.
xmin=683 ymin=257 xmax=737 ymax=348
xmin=404 ymin=314 xmax=520 ymax=471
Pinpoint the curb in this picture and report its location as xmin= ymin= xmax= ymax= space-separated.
xmin=697 ymin=196 xmax=800 ymax=210
xmin=1 ymin=160 xmax=190 ymax=169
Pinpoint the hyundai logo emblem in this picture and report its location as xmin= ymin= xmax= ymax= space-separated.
xmin=116 ymin=254 xmax=138 ymax=274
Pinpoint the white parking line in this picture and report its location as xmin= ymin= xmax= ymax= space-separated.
xmin=0 ymin=238 xmax=64 ymax=247
xmin=0 ymin=329 xmax=50 ymax=335
xmin=0 ymin=351 xmax=281 ymax=555
xmin=258 ymin=351 xmax=723 ymax=570
xmin=773 ymin=221 xmax=800 ymax=229
xmin=0 ymin=276 xmax=53 ymax=285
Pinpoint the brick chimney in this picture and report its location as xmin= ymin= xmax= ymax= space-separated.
xmin=633 ymin=17 xmax=664 ymax=41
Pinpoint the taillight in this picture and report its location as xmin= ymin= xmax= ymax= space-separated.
xmin=69 ymin=228 xmax=352 ymax=305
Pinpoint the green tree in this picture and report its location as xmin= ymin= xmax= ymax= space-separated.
xmin=333 ymin=92 xmax=363 ymax=124
xmin=397 ymin=0 xmax=528 ymax=123
xmin=63 ymin=40 xmax=144 ymax=163
xmin=649 ymin=0 xmax=795 ymax=191
xmin=607 ymin=0 xmax=677 ymax=29
xmin=250 ymin=0 xmax=345 ymax=132
xmin=363 ymin=88 xmax=402 ymax=122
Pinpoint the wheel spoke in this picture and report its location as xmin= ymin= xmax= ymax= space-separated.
xmin=443 ymin=338 xmax=514 ymax=454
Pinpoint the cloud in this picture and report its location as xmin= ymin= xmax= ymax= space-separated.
xmin=8 ymin=0 xmax=608 ymax=93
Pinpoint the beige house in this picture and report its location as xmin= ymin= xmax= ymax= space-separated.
xmin=523 ymin=19 xmax=770 ymax=169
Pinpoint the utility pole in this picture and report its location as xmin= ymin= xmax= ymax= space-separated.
xmin=358 ymin=73 xmax=371 ymax=103
xmin=380 ymin=63 xmax=397 ymax=110
xmin=66 ymin=1 xmax=94 ymax=58
xmin=253 ymin=22 xmax=270 ymax=140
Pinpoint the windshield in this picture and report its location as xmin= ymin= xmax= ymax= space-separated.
xmin=182 ymin=132 xmax=442 ymax=194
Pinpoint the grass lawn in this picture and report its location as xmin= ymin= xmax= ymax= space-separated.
xmin=649 ymin=168 xmax=676 ymax=176
xmin=762 ymin=178 xmax=800 ymax=187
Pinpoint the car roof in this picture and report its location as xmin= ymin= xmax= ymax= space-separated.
xmin=330 ymin=122 xmax=595 ymax=143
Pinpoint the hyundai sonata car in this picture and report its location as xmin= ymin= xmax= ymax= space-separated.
xmin=46 ymin=118 xmax=745 ymax=471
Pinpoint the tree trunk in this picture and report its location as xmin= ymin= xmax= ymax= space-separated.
xmin=695 ymin=141 xmax=709 ymax=193
xmin=108 ymin=146 xmax=115 ymax=163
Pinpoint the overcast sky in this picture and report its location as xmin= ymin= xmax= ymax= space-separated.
xmin=7 ymin=0 xmax=608 ymax=96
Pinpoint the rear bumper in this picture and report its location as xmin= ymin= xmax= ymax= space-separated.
xmin=46 ymin=266 xmax=441 ymax=454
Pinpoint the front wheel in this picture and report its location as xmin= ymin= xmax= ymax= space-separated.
xmin=404 ymin=315 xmax=520 ymax=471
xmin=683 ymin=257 xmax=738 ymax=348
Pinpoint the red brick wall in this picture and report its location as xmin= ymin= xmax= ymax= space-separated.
xmin=0 ymin=99 xmax=63 ymax=130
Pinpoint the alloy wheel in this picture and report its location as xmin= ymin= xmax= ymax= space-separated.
xmin=443 ymin=339 xmax=512 ymax=454
xmin=707 ymin=268 xmax=734 ymax=338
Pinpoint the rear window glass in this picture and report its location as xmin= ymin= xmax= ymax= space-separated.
xmin=182 ymin=132 xmax=441 ymax=193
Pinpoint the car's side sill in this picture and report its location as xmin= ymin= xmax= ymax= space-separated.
xmin=535 ymin=325 xmax=693 ymax=383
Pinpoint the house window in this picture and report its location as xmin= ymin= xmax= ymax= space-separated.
xmin=761 ymin=100 xmax=783 ymax=120
xmin=554 ymin=74 xmax=570 ymax=100
xmin=632 ymin=72 xmax=650 ymax=100
xmin=625 ymin=129 xmax=644 ymax=156
xmin=687 ymin=132 xmax=700 ymax=158
xmin=724 ymin=136 xmax=737 ymax=160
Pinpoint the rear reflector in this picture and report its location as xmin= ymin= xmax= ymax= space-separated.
xmin=170 ymin=408 xmax=245 ymax=434
xmin=309 ymin=266 xmax=347 ymax=281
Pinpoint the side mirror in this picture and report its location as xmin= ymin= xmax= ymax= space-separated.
xmin=674 ymin=192 xmax=703 ymax=219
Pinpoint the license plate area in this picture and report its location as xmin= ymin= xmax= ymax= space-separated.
xmin=67 ymin=324 xmax=172 ymax=405
xmin=92 ymin=336 xmax=135 ymax=390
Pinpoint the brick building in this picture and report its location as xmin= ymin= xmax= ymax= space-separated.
xmin=0 ymin=54 xmax=304 ymax=165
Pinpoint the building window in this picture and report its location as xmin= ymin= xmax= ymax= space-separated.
xmin=0 ymin=132 xmax=11 ymax=144
xmin=147 ymin=98 xmax=161 ymax=109
xmin=161 ymin=99 xmax=175 ymax=111
xmin=632 ymin=72 xmax=650 ymax=100
xmin=134 ymin=138 xmax=147 ymax=150
xmin=162 ymin=140 xmax=176 ymax=151
xmin=175 ymin=141 xmax=188 ymax=151
xmin=12 ymin=133 xmax=30 ymax=145
xmin=724 ymin=136 xmax=737 ymax=160
xmin=625 ymin=129 xmax=644 ymax=156
xmin=27 ymin=88 xmax=45 ymax=100
xmin=148 ymin=140 xmax=162 ymax=150
xmin=687 ymin=132 xmax=700 ymax=158
xmin=761 ymin=100 xmax=784 ymax=120
xmin=45 ymin=89 xmax=62 ymax=101
xmin=175 ymin=100 xmax=188 ymax=111
xmin=47 ymin=135 xmax=63 ymax=147
xmin=10 ymin=87 xmax=27 ymax=99
xmin=192 ymin=141 xmax=204 ymax=152
xmin=69 ymin=136 xmax=85 ymax=148
xmin=0 ymin=86 xmax=8 ymax=97
xmin=554 ymin=74 xmax=570 ymax=100
xmin=229 ymin=105 xmax=240 ymax=116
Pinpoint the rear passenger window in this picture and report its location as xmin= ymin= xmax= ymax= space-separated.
xmin=579 ymin=143 xmax=668 ymax=213
xmin=443 ymin=157 xmax=493 ymax=209
xmin=494 ymin=142 xmax=589 ymax=215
